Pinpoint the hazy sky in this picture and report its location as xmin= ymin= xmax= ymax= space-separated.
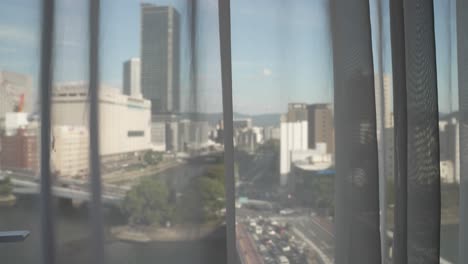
xmin=0 ymin=0 xmax=458 ymax=114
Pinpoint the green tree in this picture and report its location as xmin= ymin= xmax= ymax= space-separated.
xmin=121 ymin=177 xmax=173 ymax=226
xmin=0 ymin=177 xmax=13 ymax=197
xmin=143 ymin=150 xmax=162 ymax=165
xmin=204 ymin=164 xmax=225 ymax=183
xmin=176 ymin=165 xmax=226 ymax=223
xmin=197 ymin=177 xmax=225 ymax=221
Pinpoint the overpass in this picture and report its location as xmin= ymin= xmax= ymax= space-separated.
xmin=10 ymin=178 xmax=124 ymax=206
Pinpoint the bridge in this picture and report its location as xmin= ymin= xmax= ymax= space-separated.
xmin=10 ymin=178 xmax=124 ymax=206
xmin=2 ymin=150 xmax=224 ymax=206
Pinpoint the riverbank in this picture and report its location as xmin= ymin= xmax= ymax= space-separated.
xmin=0 ymin=194 xmax=16 ymax=206
xmin=111 ymin=222 xmax=222 ymax=242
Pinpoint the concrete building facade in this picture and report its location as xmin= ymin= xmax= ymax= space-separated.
xmin=51 ymin=126 xmax=89 ymax=178
xmin=280 ymin=103 xmax=334 ymax=186
xmin=307 ymin=104 xmax=334 ymax=154
xmin=0 ymin=128 xmax=38 ymax=173
xmin=52 ymin=83 xmax=151 ymax=158
xmin=141 ymin=4 xmax=180 ymax=114
xmin=123 ymin=58 xmax=141 ymax=98
xmin=0 ymin=71 xmax=33 ymax=122
xmin=280 ymin=117 xmax=308 ymax=185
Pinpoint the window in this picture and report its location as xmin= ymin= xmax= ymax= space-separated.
xmin=0 ymin=0 xmax=465 ymax=264
xmin=127 ymin=131 xmax=144 ymax=137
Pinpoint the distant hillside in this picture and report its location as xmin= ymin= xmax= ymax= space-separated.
xmin=179 ymin=112 xmax=281 ymax=127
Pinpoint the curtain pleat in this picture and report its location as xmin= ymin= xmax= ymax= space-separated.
xmin=39 ymin=0 xmax=56 ymax=263
xmin=88 ymin=0 xmax=105 ymax=263
xmin=457 ymin=0 xmax=468 ymax=263
xmin=389 ymin=0 xmax=408 ymax=263
xmin=188 ymin=0 xmax=198 ymax=116
xmin=329 ymin=0 xmax=382 ymax=263
xmin=374 ymin=0 xmax=388 ymax=261
xmin=217 ymin=1 xmax=236 ymax=264
xmin=403 ymin=1 xmax=441 ymax=263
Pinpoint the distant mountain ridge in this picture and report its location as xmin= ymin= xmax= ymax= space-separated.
xmin=179 ymin=112 xmax=281 ymax=127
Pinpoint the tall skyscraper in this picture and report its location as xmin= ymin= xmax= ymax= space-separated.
xmin=123 ymin=58 xmax=141 ymax=98
xmin=307 ymin=104 xmax=334 ymax=154
xmin=141 ymin=4 xmax=180 ymax=114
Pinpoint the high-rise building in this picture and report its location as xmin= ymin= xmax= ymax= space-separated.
xmin=233 ymin=118 xmax=252 ymax=130
xmin=51 ymin=126 xmax=89 ymax=178
xmin=123 ymin=58 xmax=141 ymax=98
xmin=236 ymin=129 xmax=258 ymax=154
xmin=280 ymin=103 xmax=334 ymax=186
xmin=152 ymin=114 xmax=179 ymax=152
xmin=0 ymin=71 xmax=33 ymax=122
xmin=264 ymin=126 xmax=280 ymax=141
xmin=286 ymin=103 xmax=308 ymax=122
xmin=141 ymin=4 xmax=180 ymax=114
xmin=4 ymin=112 xmax=29 ymax=136
xmin=307 ymin=104 xmax=334 ymax=154
xmin=178 ymin=119 xmax=209 ymax=151
xmin=280 ymin=104 xmax=309 ymax=185
xmin=151 ymin=122 xmax=166 ymax=151
xmin=0 ymin=128 xmax=39 ymax=173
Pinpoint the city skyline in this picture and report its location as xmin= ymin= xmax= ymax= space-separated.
xmin=0 ymin=0 xmax=458 ymax=114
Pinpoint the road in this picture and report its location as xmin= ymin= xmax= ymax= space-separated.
xmin=237 ymin=224 xmax=264 ymax=264
xmin=291 ymin=216 xmax=334 ymax=262
xmin=236 ymin=148 xmax=336 ymax=263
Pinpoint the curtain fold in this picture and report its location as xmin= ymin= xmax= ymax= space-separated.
xmin=389 ymin=0 xmax=408 ymax=263
xmin=330 ymin=0 xmax=382 ymax=263
xmin=39 ymin=0 xmax=56 ymax=263
xmin=32 ymin=0 xmax=451 ymax=263
xmin=374 ymin=0 xmax=388 ymax=261
xmin=403 ymin=1 xmax=441 ymax=263
xmin=88 ymin=0 xmax=105 ymax=263
xmin=217 ymin=1 xmax=236 ymax=264
xmin=457 ymin=0 xmax=468 ymax=263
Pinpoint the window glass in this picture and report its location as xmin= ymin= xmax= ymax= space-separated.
xmin=231 ymin=1 xmax=336 ymax=263
xmin=0 ymin=0 xmax=41 ymax=262
xmin=99 ymin=0 xmax=226 ymax=263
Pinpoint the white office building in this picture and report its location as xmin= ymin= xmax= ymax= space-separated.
xmin=52 ymin=83 xmax=151 ymax=158
xmin=280 ymin=117 xmax=309 ymax=186
xmin=4 ymin=112 xmax=29 ymax=136
xmin=51 ymin=126 xmax=89 ymax=178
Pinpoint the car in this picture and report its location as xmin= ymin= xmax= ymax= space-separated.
xmin=277 ymin=255 xmax=290 ymax=264
xmin=279 ymin=209 xmax=294 ymax=215
xmin=256 ymin=226 xmax=263 ymax=235
xmin=281 ymin=245 xmax=291 ymax=252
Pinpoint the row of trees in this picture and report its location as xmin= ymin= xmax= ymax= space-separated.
xmin=121 ymin=164 xmax=226 ymax=227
